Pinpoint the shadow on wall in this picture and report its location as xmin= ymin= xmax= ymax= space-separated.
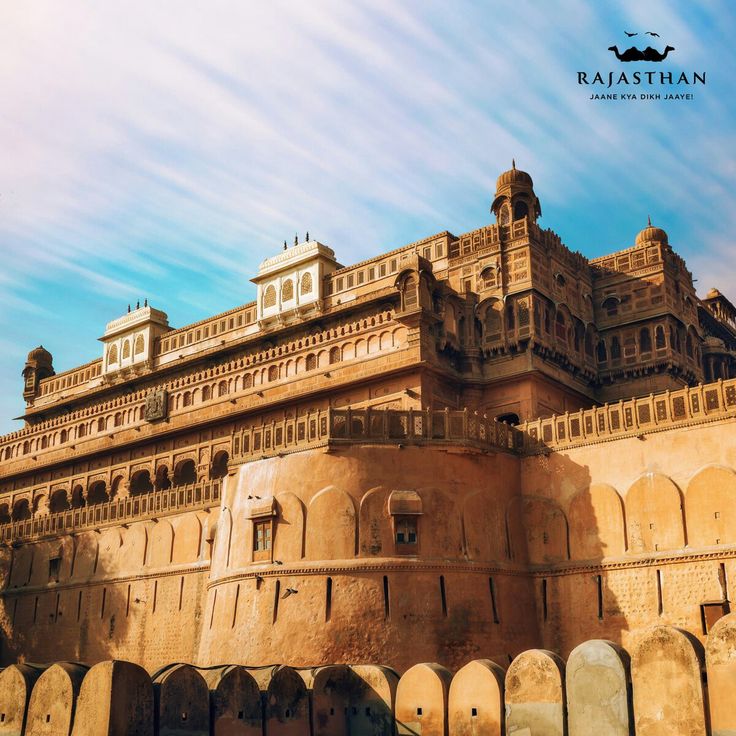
xmin=523 ymin=453 xmax=736 ymax=656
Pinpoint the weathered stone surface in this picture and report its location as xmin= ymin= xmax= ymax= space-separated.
xmin=631 ymin=626 xmax=707 ymax=736
xmin=705 ymin=611 xmax=736 ymax=736
xmin=71 ymin=660 xmax=153 ymax=736
xmin=349 ymin=665 xmax=399 ymax=736
xmin=201 ymin=665 xmax=261 ymax=736
xmin=448 ymin=659 xmax=504 ymax=736
xmin=566 ymin=639 xmax=631 ymax=736
xmin=152 ymin=664 xmax=209 ymax=736
xmin=395 ymin=663 xmax=452 ymax=736
xmin=505 ymin=650 xmax=565 ymax=736
xmin=26 ymin=663 xmax=88 ymax=736
xmin=0 ymin=664 xmax=45 ymax=736
xmin=251 ymin=665 xmax=310 ymax=736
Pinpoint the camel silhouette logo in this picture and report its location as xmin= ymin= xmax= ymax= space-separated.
xmin=608 ymin=31 xmax=675 ymax=62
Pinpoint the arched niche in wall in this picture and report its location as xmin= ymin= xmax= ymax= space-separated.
xmin=172 ymin=514 xmax=202 ymax=564
xmin=72 ymin=531 xmax=99 ymax=579
xmin=273 ymin=492 xmax=305 ymax=563
xmin=515 ymin=496 xmax=569 ymax=565
xmin=359 ymin=487 xmax=392 ymax=557
xmin=306 ymin=486 xmax=356 ymax=560
xmin=97 ymin=528 xmax=123 ymax=574
xmin=685 ymin=465 xmax=736 ymax=547
xmin=626 ymin=473 xmax=685 ymax=553
xmin=117 ymin=523 xmax=148 ymax=573
xmin=148 ymin=520 xmax=174 ymax=567
xmin=568 ymin=484 xmax=626 ymax=560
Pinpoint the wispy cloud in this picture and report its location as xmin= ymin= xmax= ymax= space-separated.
xmin=0 ymin=0 xmax=734 ymax=432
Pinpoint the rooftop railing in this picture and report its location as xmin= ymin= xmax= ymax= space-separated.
xmin=231 ymin=407 xmax=523 ymax=462
xmin=520 ymin=377 xmax=736 ymax=452
xmin=1 ymin=480 xmax=221 ymax=543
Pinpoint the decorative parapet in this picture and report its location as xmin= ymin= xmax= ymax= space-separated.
xmin=0 ymin=481 xmax=221 ymax=543
xmin=521 ymin=378 xmax=736 ymax=453
xmin=231 ymin=407 xmax=523 ymax=463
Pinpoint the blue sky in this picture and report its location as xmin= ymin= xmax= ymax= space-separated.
xmin=1 ymin=0 xmax=734 ymax=434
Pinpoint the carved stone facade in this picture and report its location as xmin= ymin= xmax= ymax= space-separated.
xmin=1 ymin=165 xmax=736 ymax=676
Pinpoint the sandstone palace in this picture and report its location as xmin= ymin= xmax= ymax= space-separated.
xmin=3 ymin=165 xmax=736 ymax=734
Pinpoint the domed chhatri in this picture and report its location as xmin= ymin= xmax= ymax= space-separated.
xmin=492 ymin=159 xmax=541 ymax=225
xmin=635 ymin=217 xmax=669 ymax=247
xmin=26 ymin=345 xmax=53 ymax=365
xmin=496 ymin=159 xmax=534 ymax=189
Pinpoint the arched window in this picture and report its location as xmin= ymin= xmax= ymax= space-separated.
xmin=555 ymin=312 xmax=567 ymax=345
xmin=108 ymin=344 xmax=118 ymax=364
xmin=640 ymin=327 xmax=652 ymax=353
xmin=402 ymin=275 xmax=418 ymax=310
xmin=281 ymin=279 xmax=294 ymax=301
xmin=49 ymin=489 xmax=70 ymax=513
xmin=610 ymin=336 xmax=621 ymax=360
xmin=218 ymin=381 xmax=228 ymax=397
xmin=210 ymin=451 xmax=229 ymax=480
xmin=268 ymin=365 xmax=278 ymax=382
xmin=506 ymin=302 xmax=515 ymax=331
xmin=480 ymin=267 xmax=496 ymax=290
xmin=263 ymin=285 xmax=277 ymax=309
xmin=12 ymin=499 xmax=31 ymax=521
xmin=602 ymin=296 xmax=619 ymax=317
xmin=0 ymin=504 xmax=10 ymax=524
xmin=130 ymin=470 xmax=154 ymax=496
xmin=300 ymin=272 xmax=313 ymax=295
xmin=41 ymin=435 xmax=48 ymax=449
xmin=513 ymin=199 xmax=529 ymax=220
xmin=60 ymin=429 xmax=68 ymax=444
xmin=174 ymin=459 xmax=197 ymax=487
xmin=242 ymin=374 xmax=252 ymax=389
xmin=329 ymin=346 xmax=340 ymax=364
xmin=306 ymin=353 xmax=317 ymax=371
xmin=499 ymin=204 xmax=510 ymax=226
xmin=87 ymin=481 xmax=109 ymax=505
xmin=655 ymin=325 xmax=666 ymax=349
xmin=122 ymin=340 xmax=131 ymax=359
xmin=77 ymin=424 xmax=86 ymax=439
xmin=202 ymin=385 xmax=211 ymax=401
xmin=597 ymin=339 xmax=608 ymax=364
xmin=485 ymin=306 xmax=502 ymax=340
xmin=97 ymin=417 xmax=105 ymax=432
xmin=134 ymin=334 xmax=145 ymax=355
xmin=182 ymin=391 xmax=192 ymax=407
xmin=114 ymin=412 xmax=122 ymax=427
xmin=496 ymin=412 xmax=520 ymax=426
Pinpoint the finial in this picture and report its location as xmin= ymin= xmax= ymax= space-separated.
xmin=647 ymin=215 xmax=652 ymax=226
xmin=144 ymin=298 xmax=148 ymax=307
xmin=306 ymin=231 xmax=309 ymax=242
xmin=294 ymin=233 xmax=298 ymax=247
xmin=127 ymin=304 xmax=131 ymax=313
xmin=512 ymin=158 xmax=516 ymax=169
xmin=136 ymin=300 xmax=140 ymax=309
xmin=283 ymin=240 xmax=287 ymax=250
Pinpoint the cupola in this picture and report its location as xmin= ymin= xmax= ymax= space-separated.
xmin=491 ymin=160 xmax=541 ymax=226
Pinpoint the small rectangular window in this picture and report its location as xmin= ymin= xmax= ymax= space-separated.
xmin=396 ymin=516 xmax=417 ymax=545
xmin=48 ymin=557 xmax=61 ymax=583
xmin=379 ymin=263 xmax=387 ymax=277
xmin=253 ymin=520 xmax=273 ymax=561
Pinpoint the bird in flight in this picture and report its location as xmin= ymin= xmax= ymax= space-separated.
xmin=624 ymin=31 xmax=638 ymax=37
xmin=281 ymin=587 xmax=298 ymax=599
xmin=646 ymin=31 xmax=660 ymax=37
